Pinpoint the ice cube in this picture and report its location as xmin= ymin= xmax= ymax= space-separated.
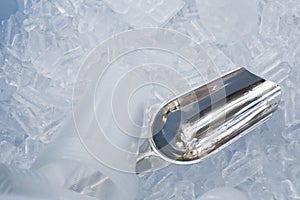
xmin=211 ymin=149 xmax=233 ymax=171
xmin=173 ymin=180 xmax=195 ymax=200
xmin=197 ymin=187 xmax=248 ymax=200
xmin=280 ymin=179 xmax=300 ymax=199
xmin=184 ymin=20 xmax=217 ymax=43
xmin=0 ymin=79 xmax=16 ymax=102
xmin=217 ymin=40 xmax=252 ymax=66
xmin=282 ymin=80 xmax=300 ymax=127
xmin=51 ymin=15 xmax=74 ymax=37
xmin=245 ymin=34 xmax=266 ymax=58
xmin=140 ymin=170 xmax=178 ymax=200
xmin=52 ymin=0 xmax=76 ymax=16
xmin=286 ymin=161 xmax=300 ymax=192
xmin=182 ymin=160 xmax=225 ymax=195
xmin=0 ymin=141 xmax=16 ymax=165
xmin=103 ymin=0 xmax=184 ymax=27
xmin=222 ymin=154 xmax=263 ymax=186
xmin=259 ymin=1 xmax=285 ymax=38
xmin=248 ymin=47 xmax=286 ymax=79
xmin=21 ymin=137 xmax=43 ymax=166
xmin=279 ymin=13 xmax=295 ymax=41
xmin=0 ymin=15 xmax=20 ymax=47
xmin=248 ymin=182 xmax=275 ymax=200
xmin=262 ymin=61 xmax=291 ymax=84
xmin=196 ymin=0 xmax=258 ymax=41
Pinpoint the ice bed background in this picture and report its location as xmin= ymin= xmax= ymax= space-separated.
xmin=0 ymin=0 xmax=300 ymax=199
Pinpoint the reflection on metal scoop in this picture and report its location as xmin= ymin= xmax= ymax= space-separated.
xmin=137 ymin=67 xmax=281 ymax=172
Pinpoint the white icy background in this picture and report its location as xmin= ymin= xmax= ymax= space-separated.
xmin=0 ymin=0 xmax=299 ymax=199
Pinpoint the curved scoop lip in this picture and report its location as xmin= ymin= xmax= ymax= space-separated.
xmin=147 ymin=67 xmax=282 ymax=164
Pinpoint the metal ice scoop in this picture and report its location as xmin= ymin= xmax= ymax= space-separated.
xmin=137 ymin=67 xmax=281 ymax=172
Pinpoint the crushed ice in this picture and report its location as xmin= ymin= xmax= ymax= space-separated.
xmin=0 ymin=0 xmax=300 ymax=199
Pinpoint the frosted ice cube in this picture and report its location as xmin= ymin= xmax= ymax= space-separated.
xmin=263 ymin=62 xmax=291 ymax=84
xmin=103 ymin=0 xmax=131 ymax=14
xmin=245 ymin=35 xmax=266 ymax=58
xmin=184 ymin=20 xmax=216 ymax=43
xmin=173 ymin=180 xmax=195 ymax=200
xmin=197 ymin=187 xmax=248 ymax=200
xmin=181 ymin=160 xmax=225 ymax=195
xmin=259 ymin=1 xmax=285 ymax=38
xmin=52 ymin=0 xmax=76 ymax=16
xmin=202 ymin=43 xmax=237 ymax=73
xmin=0 ymin=141 xmax=16 ymax=164
xmin=24 ymin=137 xmax=43 ymax=162
xmin=141 ymin=170 xmax=178 ymax=200
xmin=211 ymin=149 xmax=233 ymax=171
xmin=248 ymin=47 xmax=287 ymax=79
xmin=103 ymin=0 xmax=184 ymax=27
xmin=0 ymin=79 xmax=16 ymax=102
xmin=217 ymin=41 xmax=252 ymax=66
xmin=280 ymin=179 xmax=300 ymax=199
xmin=248 ymin=182 xmax=275 ymax=200
xmin=279 ymin=13 xmax=295 ymax=41
xmin=282 ymin=78 xmax=300 ymax=127
xmin=196 ymin=0 xmax=258 ymax=41
xmin=286 ymin=161 xmax=300 ymax=191
xmin=51 ymin=15 xmax=74 ymax=37
xmin=222 ymin=154 xmax=263 ymax=186
xmin=0 ymin=15 xmax=20 ymax=47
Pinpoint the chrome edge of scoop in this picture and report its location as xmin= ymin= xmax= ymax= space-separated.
xmin=148 ymin=67 xmax=281 ymax=164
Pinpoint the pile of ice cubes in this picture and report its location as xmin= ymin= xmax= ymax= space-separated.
xmin=0 ymin=0 xmax=299 ymax=199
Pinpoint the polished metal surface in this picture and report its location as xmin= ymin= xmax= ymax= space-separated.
xmin=136 ymin=67 xmax=281 ymax=172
